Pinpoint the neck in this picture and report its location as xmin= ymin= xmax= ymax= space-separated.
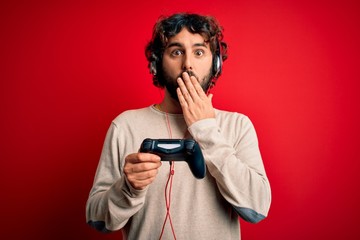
xmin=157 ymin=92 xmax=183 ymax=114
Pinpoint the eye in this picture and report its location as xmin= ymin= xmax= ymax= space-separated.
xmin=195 ymin=49 xmax=205 ymax=56
xmin=171 ymin=49 xmax=183 ymax=56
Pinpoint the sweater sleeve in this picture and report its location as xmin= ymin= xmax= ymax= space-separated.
xmin=86 ymin=123 xmax=147 ymax=232
xmin=188 ymin=115 xmax=271 ymax=223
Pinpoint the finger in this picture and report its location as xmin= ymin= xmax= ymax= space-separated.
xmin=189 ymin=75 xmax=207 ymax=99
xmin=123 ymin=160 xmax=162 ymax=183
xmin=208 ymin=93 xmax=213 ymax=101
xmin=177 ymin=87 xmax=189 ymax=108
xmin=177 ymin=77 xmax=193 ymax=103
xmin=126 ymin=153 xmax=161 ymax=164
xmin=137 ymin=153 xmax=161 ymax=162
xmin=133 ymin=168 xmax=159 ymax=181
xmin=128 ymin=176 xmax=156 ymax=190
xmin=129 ymin=161 xmax=162 ymax=173
xmin=182 ymin=72 xmax=202 ymax=101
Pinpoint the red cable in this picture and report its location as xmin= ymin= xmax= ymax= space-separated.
xmin=158 ymin=99 xmax=177 ymax=239
xmin=159 ymin=162 xmax=176 ymax=239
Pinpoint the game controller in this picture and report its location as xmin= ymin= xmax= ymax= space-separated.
xmin=139 ymin=138 xmax=206 ymax=179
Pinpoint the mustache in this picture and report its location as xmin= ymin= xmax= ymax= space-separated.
xmin=178 ymin=70 xmax=199 ymax=80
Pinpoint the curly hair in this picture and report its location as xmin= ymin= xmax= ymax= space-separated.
xmin=145 ymin=13 xmax=228 ymax=88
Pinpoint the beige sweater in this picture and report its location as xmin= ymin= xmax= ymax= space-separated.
xmin=86 ymin=105 xmax=271 ymax=239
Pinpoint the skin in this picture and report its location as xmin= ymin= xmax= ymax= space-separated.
xmin=124 ymin=28 xmax=216 ymax=190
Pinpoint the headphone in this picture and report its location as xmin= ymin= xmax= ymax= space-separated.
xmin=150 ymin=40 xmax=223 ymax=81
xmin=212 ymin=39 xmax=223 ymax=79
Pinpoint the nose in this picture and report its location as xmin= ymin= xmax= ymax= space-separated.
xmin=182 ymin=53 xmax=193 ymax=71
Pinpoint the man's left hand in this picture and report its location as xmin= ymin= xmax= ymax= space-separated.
xmin=177 ymin=72 xmax=216 ymax=126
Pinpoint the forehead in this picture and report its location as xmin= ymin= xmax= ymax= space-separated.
xmin=166 ymin=28 xmax=208 ymax=47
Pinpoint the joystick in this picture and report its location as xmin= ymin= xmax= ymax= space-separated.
xmin=139 ymin=138 xmax=206 ymax=179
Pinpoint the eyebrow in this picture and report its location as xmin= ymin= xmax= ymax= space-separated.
xmin=166 ymin=42 xmax=208 ymax=49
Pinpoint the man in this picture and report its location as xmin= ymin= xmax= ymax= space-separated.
xmin=86 ymin=13 xmax=271 ymax=239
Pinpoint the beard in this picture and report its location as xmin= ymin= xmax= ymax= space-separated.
xmin=159 ymin=69 xmax=213 ymax=101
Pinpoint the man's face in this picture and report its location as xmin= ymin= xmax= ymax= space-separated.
xmin=160 ymin=28 xmax=213 ymax=100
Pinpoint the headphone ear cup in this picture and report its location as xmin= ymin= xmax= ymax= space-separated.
xmin=150 ymin=61 xmax=157 ymax=75
xmin=213 ymin=54 xmax=222 ymax=78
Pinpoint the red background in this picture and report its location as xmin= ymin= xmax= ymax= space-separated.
xmin=1 ymin=0 xmax=359 ymax=239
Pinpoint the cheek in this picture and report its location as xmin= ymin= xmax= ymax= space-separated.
xmin=162 ymin=58 xmax=177 ymax=74
xmin=197 ymin=58 xmax=213 ymax=76
xmin=163 ymin=63 xmax=184 ymax=81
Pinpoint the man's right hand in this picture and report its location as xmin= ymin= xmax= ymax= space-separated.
xmin=124 ymin=153 xmax=162 ymax=190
